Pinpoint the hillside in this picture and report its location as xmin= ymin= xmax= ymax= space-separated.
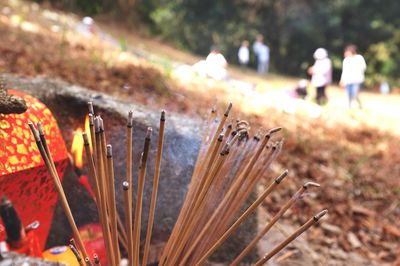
xmin=1 ymin=0 xmax=399 ymax=265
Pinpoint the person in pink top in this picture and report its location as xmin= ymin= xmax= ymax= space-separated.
xmin=308 ymin=48 xmax=332 ymax=105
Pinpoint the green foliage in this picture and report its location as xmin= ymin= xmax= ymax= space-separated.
xmin=36 ymin=0 xmax=400 ymax=87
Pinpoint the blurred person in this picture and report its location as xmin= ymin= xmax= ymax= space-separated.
xmin=308 ymin=48 xmax=332 ymax=105
xmin=76 ymin=16 xmax=97 ymax=37
xmin=253 ymin=35 xmax=270 ymax=74
xmin=294 ymin=79 xmax=308 ymax=99
xmin=340 ymin=44 xmax=366 ymax=108
xmin=238 ymin=40 xmax=250 ymax=68
xmin=205 ymin=45 xmax=228 ymax=80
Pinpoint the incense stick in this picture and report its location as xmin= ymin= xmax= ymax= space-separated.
xmin=231 ymin=182 xmax=320 ymax=265
xmin=142 ymin=111 xmax=165 ymax=266
xmin=94 ymin=118 xmax=115 ymax=266
xmin=133 ymin=127 xmax=152 ymax=265
xmin=193 ymin=170 xmax=289 ymax=265
xmin=254 ymin=209 xmax=328 ymax=265
xmin=85 ymin=257 xmax=93 ymax=266
xmin=178 ymin=130 xmax=278 ymax=264
xmin=88 ymin=113 xmax=97 ymax=166
xmin=69 ymin=244 xmax=84 ymax=266
xmin=28 ymin=122 xmax=89 ymax=259
xmin=162 ymin=105 xmax=233 ymax=265
xmin=93 ymin=253 xmax=100 ymax=265
xmin=126 ymin=111 xmax=134 ymax=264
xmin=123 ymin=181 xmax=133 ymax=266
xmin=106 ymin=145 xmax=121 ymax=265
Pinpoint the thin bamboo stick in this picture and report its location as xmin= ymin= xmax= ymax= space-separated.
xmin=94 ymin=118 xmax=115 ymax=266
xmin=133 ymin=128 xmax=152 ymax=265
xmin=192 ymin=170 xmax=288 ymax=266
xmin=167 ymin=143 xmax=229 ymax=265
xmin=85 ymin=257 xmax=93 ymax=266
xmin=142 ymin=111 xmax=166 ymax=266
xmin=126 ymin=111 xmax=134 ymax=264
xmin=37 ymin=122 xmax=60 ymax=188
xmin=28 ymin=122 xmax=89 ymax=259
xmin=106 ymin=145 xmax=121 ymax=264
xmin=88 ymin=113 xmax=97 ymax=166
xmin=123 ymin=181 xmax=133 ymax=266
xmin=69 ymin=243 xmax=84 ymax=266
xmin=230 ymin=182 xmax=320 ymax=266
xmin=93 ymin=253 xmax=100 ymax=265
xmin=254 ymin=210 xmax=328 ymax=266
xmin=160 ymin=105 xmax=228 ymax=265
xmin=179 ymin=129 xmax=278 ymax=263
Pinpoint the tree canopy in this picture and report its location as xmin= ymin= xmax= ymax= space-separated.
xmin=43 ymin=0 xmax=400 ymax=87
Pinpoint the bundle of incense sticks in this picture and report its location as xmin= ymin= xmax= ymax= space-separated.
xmin=29 ymin=102 xmax=327 ymax=266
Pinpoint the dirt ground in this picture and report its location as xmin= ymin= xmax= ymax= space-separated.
xmin=1 ymin=1 xmax=399 ymax=265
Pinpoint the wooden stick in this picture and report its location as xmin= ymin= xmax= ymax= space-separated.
xmin=254 ymin=210 xmax=328 ymax=266
xmin=168 ymin=140 xmax=229 ymax=265
xmin=93 ymin=253 xmax=100 ymax=265
xmin=230 ymin=182 xmax=320 ymax=266
xmin=106 ymin=145 xmax=121 ymax=264
xmin=117 ymin=215 xmax=129 ymax=250
xmin=193 ymin=170 xmax=288 ymax=266
xmin=69 ymin=244 xmax=84 ymax=266
xmin=88 ymin=113 xmax=97 ymax=166
xmin=165 ymin=107 xmax=234 ymax=264
xmin=133 ymin=127 xmax=152 ymax=265
xmin=142 ymin=111 xmax=165 ymax=266
xmin=94 ymin=118 xmax=115 ymax=266
xmin=123 ymin=181 xmax=133 ymax=266
xmin=28 ymin=122 xmax=89 ymax=259
xmin=37 ymin=122 xmax=61 ymax=187
xmin=126 ymin=111 xmax=134 ymax=263
xmin=178 ymin=130 xmax=278 ymax=264
xmin=160 ymin=105 xmax=229 ymax=265
xmin=85 ymin=257 xmax=93 ymax=266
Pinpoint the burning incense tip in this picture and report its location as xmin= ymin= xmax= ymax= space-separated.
xmin=88 ymin=102 xmax=94 ymax=115
xmin=28 ymin=122 xmax=40 ymax=142
xmin=122 ymin=181 xmax=129 ymax=191
xmin=161 ymin=110 xmax=166 ymax=121
xmin=106 ymin=144 xmax=112 ymax=157
xmin=303 ymin=182 xmax=320 ymax=188
xmin=89 ymin=113 xmax=94 ymax=126
xmin=314 ymin=209 xmax=328 ymax=221
xmin=275 ymin=170 xmax=289 ymax=184
xmin=146 ymin=127 xmax=152 ymax=139
xmin=128 ymin=110 xmax=134 ymax=127
xmin=82 ymin=132 xmax=89 ymax=145
xmin=224 ymin=103 xmax=233 ymax=117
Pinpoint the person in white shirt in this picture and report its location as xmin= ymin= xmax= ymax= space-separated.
xmin=308 ymin=48 xmax=332 ymax=105
xmin=253 ymin=35 xmax=270 ymax=74
xmin=205 ymin=46 xmax=228 ymax=80
xmin=340 ymin=45 xmax=366 ymax=108
xmin=238 ymin=40 xmax=250 ymax=68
